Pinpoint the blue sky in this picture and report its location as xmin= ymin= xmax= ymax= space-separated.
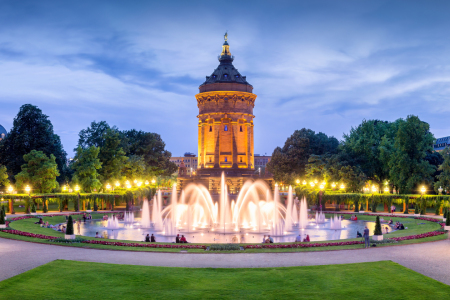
xmin=1 ymin=0 xmax=450 ymax=157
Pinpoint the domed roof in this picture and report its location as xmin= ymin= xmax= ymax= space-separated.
xmin=0 ymin=124 xmax=7 ymax=136
xmin=200 ymin=34 xmax=252 ymax=89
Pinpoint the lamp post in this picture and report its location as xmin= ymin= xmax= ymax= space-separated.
xmin=420 ymin=186 xmax=426 ymax=195
xmin=106 ymin=183 xmax=111 ymax=191
xmin=7 ymin=185 xmax=13 ymax=194
xmin=25 ymin=185 xmax=31 ymax=196
xmin=438 ymin=186 xmax=443 ymax=195
xmin=7 ymin=186 xmax=15 ymax=214
xmin=332 ymin=182 xmax=336 ymax=190
xmin=296 ymin=179 xmax=300 ymax=185
xmin=319 ymin=184 xmax=324 ymax=211
xmin=302 ymin=180 xmax=307 ymax=186
xmin=75 ymin=185 xmax=80 ymax=212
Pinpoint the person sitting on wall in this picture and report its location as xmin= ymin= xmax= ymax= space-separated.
xmin=354 ymin=215 xmax=358 ymax=221
xmin=145 ymin=234 xmax=150 ymax=242
xmin=150 ymin=234 xmax=156 ymax=242
xmin=176 ymin=234 xmax=180 ymax=243
xmin=295 ymin=234 xmax=302 ymax=242
xmin=268 ymin=235 xmax=274 ymax=243
xmin=95 ymin=232 xmax=101 ymax=238
xmin=303 ymin=235 xmax=310 ymax=242
xmin=356 ymin=231 xmax=363 ymax=238
xmin=180 ymin=235 xmax=187 ymax=243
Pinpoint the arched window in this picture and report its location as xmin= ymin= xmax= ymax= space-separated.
xmin=240 ymin=126 xmax=243 ymax=132
xmin=224 ymin=125 xmax=228 ymax=131
xmin=225 ymin=157 xmax=228 ymax=162
xmin=240 ymin=157 xmax=242 ymax=163
xmin=209 ymin=157 xmax=212 ymax=162
xmin=209 ymin=126 xmax=212 ymax=132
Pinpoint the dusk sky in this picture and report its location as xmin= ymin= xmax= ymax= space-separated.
xmin=1 ymin=0 xmax=450 ymax=157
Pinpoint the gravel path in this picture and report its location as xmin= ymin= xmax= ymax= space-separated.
xmin=1 ymin=237 xmax=450 ymax=285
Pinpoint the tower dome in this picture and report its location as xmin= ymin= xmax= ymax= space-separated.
xmin=199 ymin=33 xmax=253 ymax=93
xmin=0 ymin=124 xmax=7 ymax=140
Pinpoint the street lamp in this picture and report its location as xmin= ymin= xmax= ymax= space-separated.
xmin=319 ymin=184 xmax=324 ymax=190
xmin=332 ymin=182 xmax=336 ymax=189
xmin=145 ymin=180 xmax=149 ymax=185
xmin=420 ymin=186 xmax=426 ymax=195
xmin=115 ymin=181 xmax=120 ymax=188
xmin=151 ymin=179 xmax=156 ymax=184
xmin=302 ymin=180 xmax=307 ymax=185
xmin=384 ymin=187 xmax=389 ymax=193
xmin=438 ymin=186 xmax=443 ymax=194
xmin=106 ymin=183 xmax=111 ymax=191
xmin=340 ymin=184 xmax=345 ymax=190
xmin=296 ymin=179 xmax=300 ymax=185
xmin=137 ymin=181 xmax=143 ymax=187
xmin=25 ymin=185 xmax=31 ymax=195
xmin=133 ymin=179 xmax=137 ymax=184
xmin=7 ymin=185 xmax=14 ymax=194
xmin=74 ymin=185 xmax=80 ymax=192
xmin=309 ymin=181 xmax=315 ymax=188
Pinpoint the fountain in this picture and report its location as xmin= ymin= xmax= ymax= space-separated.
xmin=141 ymin=199 xmax=150 ymax=228
xmin=330 ymin=215 xmax=342 ymax=230
xmin=124 ymin=211 xmax=134 ymax=223
xmin=106 ymin=215 xmax=119 ymax=229
xmin=298 ymin=199 xmax=309 ymax=229
xmin=315 ymin=211 xmax=325 ymax=224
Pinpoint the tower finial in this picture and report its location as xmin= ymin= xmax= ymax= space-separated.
xmin=224 ymin=31 xmax=228 ymax=42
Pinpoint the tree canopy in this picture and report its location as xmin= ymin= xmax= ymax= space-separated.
xmin=0 ymin=165 xmax=9 ymax=188
xmin=15 ymin=150 xmax=60 ymax=193
xmin=0 ymin=104 xmax=67 ymax=181
xmin=434 ymin=147 xmax=450 ymax=193
xmin=71 ymin=146 xmax=102 ymax=192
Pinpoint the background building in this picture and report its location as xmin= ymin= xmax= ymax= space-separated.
xmin=254 ymin=154 xmax=271 ymax=175
xmin=433 ymin=137 xmax=450 ymax=151
xmin=0 ymin=124 xmax=7 ymax=141
xmin=169 ymin=153 xmax=198 ymax=175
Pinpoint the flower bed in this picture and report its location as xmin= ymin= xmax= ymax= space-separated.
xmin=388 ymin=230 xmax=445 ymax=241
xmin=2 ymin=229 xmax=59 ymax=240
xmin=83 ymin=239 xmax=207 ymax=249
xmin=245 ymin=240 xmax=363 ymax=249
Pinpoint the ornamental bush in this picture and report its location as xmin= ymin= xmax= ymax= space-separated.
xmin=66 ymin=215 xmax=74 ymax=235
xmin=93 ymin=200 xmax=98 ymax=211
xmin=354 ymin=200 xmax=359 ymax=212
xmin=87 ymin=201 xmax=91 ymax=210
xmin=43 ymin=200 xmax=48 ymax=213
xmin=414 ymin=205 xmax=419 ymax=214
xmin=374 ymin=216 xmax=382 ymax=236
xmin=446 ymin=215 xmax=450 ymax=226
xmin=0 ymin=207 xmax=5 ymax=225
xmin=31 ymin=203 xmax=36 ymax=213
xmin=209 ymin=244 xmax=241 ymax=251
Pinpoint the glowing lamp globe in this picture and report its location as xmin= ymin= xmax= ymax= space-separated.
xmin=115 ymin=181 xmax=120 ymax=187
xmin=25 ymin=185 xmax=31 ymax=193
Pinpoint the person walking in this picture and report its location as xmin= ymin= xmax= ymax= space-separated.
xmin=363 ymin=226 xmax=370 ymax=248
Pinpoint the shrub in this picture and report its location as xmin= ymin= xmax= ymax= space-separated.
xmin=360 ymin=202 xmax=364 ymax=211
xmin=354 ymin=200 xmax=359 ymax=212
xmin=43 ymin=200 xmax=48 ymax=213
xmin=87 ymin=201 xmax=91 ymax=210
xmin=66 ymin=215 xmax=74 ymax=235
xmin=446 ymin=215 xmax=450 ymax=227
xmin=374 ymin=216 xmax=382 ymax=236
xmin=49 ymin=237 xmax=86 ymax=243
xmin=94 ymin=200 xmax=98 ymax=212
xmin=414 ymin=205 xmax=419 ymax=214
xmin=0 ymin=207 xmax=5 ymax=225
xmin=209 ymin=244 xmax=241 ymax=251
xmin=31 ymin=203 xmax=36 ymax=213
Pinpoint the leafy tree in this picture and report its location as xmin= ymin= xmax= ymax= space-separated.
xmin=77 ymin=121 xmax=112 ymax=149
xmin=434 ymin=147 xmax=450 ymax=193
xmin=267 ymin=129 xmax=339 ymax=184
xmin=71 ymin=146 xmax=102 ymax=192
xmin=0 ymin=165 xmax=9 ymax=188
xmin=15 ymin=150 xmax=60 ymax=193
xmin=123 ymin=130 xmax=177 ymax=176
xmin=0 ymin=206 xmax=5 ymax=225
xmin=99 ymin=129 xmax=128 ymax=182
xmin=387 ymin=116 xmax=435 ymax=194
xmin=342 ymin=119 xmax=392 ymax=182
xmin=123 ymin=155 xmax=146 ymax=179
xmin=0 ymin=104 xmax=67 ymax=180
xmin=338 ymin=165 xmax=366 ymax=193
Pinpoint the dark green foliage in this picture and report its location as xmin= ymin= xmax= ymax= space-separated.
xmin=66 ymin=215 xmax=74 ymax=235
xmin=0 ymin=206 xmax=5 ymax=224
xmin=209 ymin=244 xmax=241 ymax=251
xmin=0 ymin=104 xmax=67 ymax=181
xmin=446 ymin=215 xmax=450 ymax=226
xmin=0 ymin=165 xmax=9 ymax=187
xmin=374 ymin=216 xmax=382 ymax=236
xmin=354 ymin=199 xmax=359 ymax=212
xmin=267 ymin=128 xmax=339 ymax=184
xmin=42 ymin=199 xmax=48 ymax=213
xmin=403 ymin=197 xmax=409 ymax=214
xmin=49 ymin=237 xmax=86 ymax=243
xmin=414 ymin=205 xmax=419 ymax=214
xmin=371 ymin=197 xmax=377 ymax=212
xmin=87 ymin=201 xmax=91 ymax=210
xmin=93 ymin=199 xmax=98 ymax=211
xmin=31 ymin=203 xmax=36 ymax=213
xmin=71 ymin=146 xmax=102 ymax=192
xmin=435 ymin=147 xmax=450 ymax=193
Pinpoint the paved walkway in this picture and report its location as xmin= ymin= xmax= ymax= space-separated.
xmin=1 ymin=237 xmax=449 ymax=285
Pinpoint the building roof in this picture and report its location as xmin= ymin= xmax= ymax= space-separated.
xmin=0 ymin=124 xmax=7 ymax=136
xmin=200 ymin=35 xmax=252 ymax=88
xmin=433 ymin=136 xmax=450 ymax=151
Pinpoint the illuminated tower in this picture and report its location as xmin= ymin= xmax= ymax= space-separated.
xmin=196 ymin=33 xmax=256 ymax=179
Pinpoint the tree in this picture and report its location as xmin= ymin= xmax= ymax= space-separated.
xmin=99 ymin=128 xmax=128 ymax=182
xmin=71 ymin=146 xmax=102 ymax=192
xmin=77 ymin=121 xmax=112 ymax=149
xmin=434 ymin=147 xmax=450 ymax=193
xmin=123 ymin=155 xmax=146 ymax=179
xmin=374 ymin=216 xmax=382 ymax=235
xmin=122 ymin=130 xmax=177 ymax=176
xmin=0 ymin=165 xmax=9 ymax=188
xmin=338 ymin=165 xmax=366 ymax=193
xmin=266 ymin=129 xmax=339 ymax=184
xmin=66 ymin=215 xmax=74 ymax=235
xmin=0 ymin=104 xmax=67 ymax=180
xmin=15 ymin=150 xmax=60 ymax=193
xmin=387 ymin=116 xmax=435 ymax=194
xmin=342 ymin=119 xmax=392 ymax=182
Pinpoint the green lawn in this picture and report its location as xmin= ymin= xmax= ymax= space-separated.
xmin=0 ymin=260 xmax=449 ymax=299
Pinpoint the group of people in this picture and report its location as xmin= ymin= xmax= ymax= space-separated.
xmin=145 ymin=234 xmax=156 ymax=242
xmin=262 ymin=235 xmax=274 ymax=243
xmin=395 ymin=221 xmax=405 ymax=230
xmin=295 ymin=234 xmax=310 ymax=242
xmin=176 ymin=234 xmax=188 ymax=243
xmin=350 ymin=215 xmax=358 ymax=221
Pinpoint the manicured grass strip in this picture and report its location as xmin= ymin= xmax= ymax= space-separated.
xmin=1 ymin=260 xmax=449 ymax=299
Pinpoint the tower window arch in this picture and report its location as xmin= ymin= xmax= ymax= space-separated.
xmin=224 ymin=125 xmax=228 ymax=131
xmin=240 ymin=126 xmax=243 ymax=132
xmin=225 ymin=157 xmax=228 ymax=162
xmin=209 ymin=126 xmax=212 ymax=132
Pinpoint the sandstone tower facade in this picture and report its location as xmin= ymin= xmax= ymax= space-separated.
xmin=196 ymin=34 xmax=256 ymax=177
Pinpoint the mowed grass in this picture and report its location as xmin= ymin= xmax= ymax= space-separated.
xmin=1 ymin=260 xmax=449 ymax=300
